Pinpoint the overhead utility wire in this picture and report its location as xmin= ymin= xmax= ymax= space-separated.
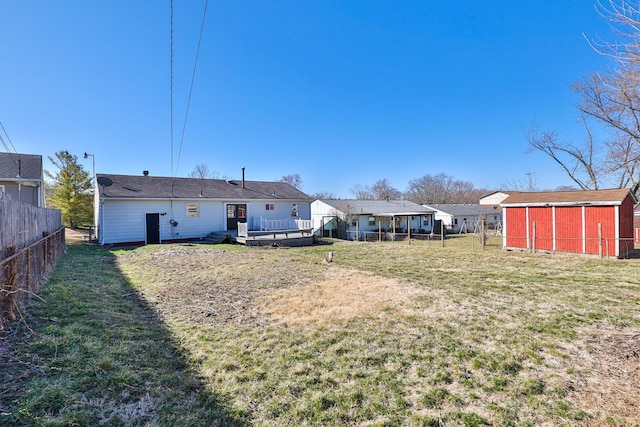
xmin=0 ymin=121 xmax=20 ymax=167
xmin=0 ymin=121 xmax=19 ymax=155
xmin=174 ymin=0 xmax=209 ymax=177
xmin=170 ymin=0 xmax=175 ymax=177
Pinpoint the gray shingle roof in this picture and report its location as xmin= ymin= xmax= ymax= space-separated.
xmin=424 ymin=204 xmax=499 ymax=216
xmin=96 ymin=173 xmax=312 ymax=200
xmin=319 ymin=199 xmax=434 ymax=215
xmin=0 ymin=153 xmax=43 ymax=180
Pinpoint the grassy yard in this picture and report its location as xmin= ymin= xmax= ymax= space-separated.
xmin=1 ymin=236 xmax=639 ymax=426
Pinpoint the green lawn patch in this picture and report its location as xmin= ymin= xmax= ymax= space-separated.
xmin=2 ymin=237 xmax=639 ymax=425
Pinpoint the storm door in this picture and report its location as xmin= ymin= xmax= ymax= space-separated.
xmin=226 ymin=204 xmax=247 ymax=231
xmin=146 ymin=213 xmax=160 ymax=244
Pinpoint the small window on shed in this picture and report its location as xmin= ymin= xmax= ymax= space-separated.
xmin=0 ymin=185 xmax=4 ymax=194
xmin=351 ymin=219 xmax=357 ymax=227
xmin=266 ymin=203 xmax=275 ymax=211
xmin=454 ymin=218 xmax=458 ymax=225
xmin=186 ymin=203 xmax=199 ymax=217
xmin=291 ymin=203 xmax=299 ymax=217
xmin=423 ymin=217 xmax=430 ymax=226
xmin=368 ymin=217 xmax=375 ymax=226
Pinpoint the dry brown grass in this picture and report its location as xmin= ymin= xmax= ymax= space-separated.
xmin=259 ymin=266 xmax=424 ymax=326
xmin=568 ymin=325 xmax=640 ymax=426
xmin=109 ymin=240 xmax=640 ymax=426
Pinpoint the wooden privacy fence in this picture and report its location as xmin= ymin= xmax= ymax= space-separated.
xmin=1 ymin=227 xmax=66 ymax=328
xmin=1 ymin=194 xmax=65 ymax=329
xmin=0 ymin=193 xmax=63 ymax=257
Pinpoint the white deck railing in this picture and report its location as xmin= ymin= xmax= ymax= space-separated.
xmin=238 ymin=222 xmax=249 ymax=237
xmin=252 ymin=217 xmax=313 ymax=231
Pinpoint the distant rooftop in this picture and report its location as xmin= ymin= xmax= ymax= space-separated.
xmin=318 ymin=199 xmax=434 ymax=216
xmin=0 ymin=152 xmax=43 ymax=180
xmin=424 ymin=203 xmax=498 ymax=216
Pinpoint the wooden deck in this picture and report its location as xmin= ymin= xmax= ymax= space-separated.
xmin=234 ymin=231 xmax=314 ymax=247
xmin=236 ymin=223 xmax=314 ymax=247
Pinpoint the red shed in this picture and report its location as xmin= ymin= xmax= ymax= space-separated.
xmin=501 ymin=188 xmax=636 ymax=258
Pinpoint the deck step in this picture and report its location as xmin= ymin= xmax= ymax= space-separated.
xmin=202 ymin=231 xmax=232 ymax=244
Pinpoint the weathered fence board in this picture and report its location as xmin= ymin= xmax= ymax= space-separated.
xmin=1 ymin=194 xmax=65 ymax=329
xmin=0 ymin=193 xmax=62 ymax=257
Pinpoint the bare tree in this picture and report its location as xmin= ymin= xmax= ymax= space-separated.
xmin=349 ymin=184 xmax=374 ymax=199
xmin=188 ymin=163 xmax=228 ymax=180
xmin=502 ymin=171 xmax=542 ymax=192
xmin=406 ymin=173 xmax=484 ymax=204
xmin=529 ymin=1 xmax=640 ymax=198
xmin=310 ymin=191 xmax=338 ymax=199
xmin=574 ymin=70 xmax=640 ymax=194
xmin=527 ymin=117 xmax=603 ymax=190
xmin=555 ymin=185 xmax=579 ymax=191
xmin=280 ymin=173 xmax=303 ymax=189
xmin=370 ymin=178 xmax=403 ymax=200
xmin=588 ymin=0 xmax=640 ymax=66
xmin=189 ymin=163 xmax=212 ymax=179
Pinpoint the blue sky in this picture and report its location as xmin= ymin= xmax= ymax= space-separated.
xmin=1 ymin=1 xmax=617 ymax=197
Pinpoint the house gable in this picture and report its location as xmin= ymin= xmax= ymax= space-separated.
xmin=0 ymin=153 xmax=44 ymax=207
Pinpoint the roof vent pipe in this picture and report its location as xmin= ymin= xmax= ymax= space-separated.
xmin=143 ymin=170 xmax=149 ymax=176
xmin=242 ymin=167 xmax=245 ymax=189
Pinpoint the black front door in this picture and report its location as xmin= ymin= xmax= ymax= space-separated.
xmin=146 ymin=213 xmax=160 ymax=244
xmin=226 ymin=204 xmax=247 ymax=231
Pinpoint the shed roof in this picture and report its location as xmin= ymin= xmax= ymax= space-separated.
xmin=96 ymin=173 xmax=312 ymax=200
xmin=318 ymin=199 xmax=434 ymax=216
xmin=501 ymin=188 xmax=635 ymax=207
xmin=0 ymin=152 xmax=42 ymax=180
xmin=424 ymin=203 xmax=499 ymax=216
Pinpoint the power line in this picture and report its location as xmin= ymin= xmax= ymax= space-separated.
xmin=0 ymin=121 xmax=19 ymax=155
xmin=174 ymin=0 xmax=209 ymax=177
xmin=170 ymin=0 xmax=174 ymax=177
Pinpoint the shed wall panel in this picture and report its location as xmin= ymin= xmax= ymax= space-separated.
xmin=585 ymin=206 xmax=616 ymax=255
xmin=619 ymin=196 xmax=635 ymax=255
xmin=504 ymin=207 xmax=528 ymax=248
xmin=528 ymin=207 xmax=553 ymax=251
xmin=555 ymin=207 xmax=583 ymax=253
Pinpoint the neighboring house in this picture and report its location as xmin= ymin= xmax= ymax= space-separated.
xmin=501 ymin=188 xmax=636 ymax=258
xmin=423 ymin=204 xmax=501 ymax=233
xmin=311 ymin=199 xmax=434 ymax=240
xmin=479 ymin=191 xmax=515 ymax=212
xmin=0 ymin=152 xmax=45 ymax=207
xmin=95 ymin=172 xmax=312 ymax=246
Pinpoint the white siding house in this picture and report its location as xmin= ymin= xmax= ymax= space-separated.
xmin=0 ymin=152 xmax=45 ymax=207
xmin=423 ymin=204 xmax=501 ymax=233
xmin=95 ymin=173 xmax=312 ymax=246
xmin=479 ymin=191 xmax=513 ymax=207
xmin=312 ymin=199 xmax=434 ymax=240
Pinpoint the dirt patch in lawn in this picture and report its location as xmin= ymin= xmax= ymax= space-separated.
xmin=568 ymin=325 xmax=640 ymax=426
xmin=259 ymin=266 xmax=424 ymax=326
